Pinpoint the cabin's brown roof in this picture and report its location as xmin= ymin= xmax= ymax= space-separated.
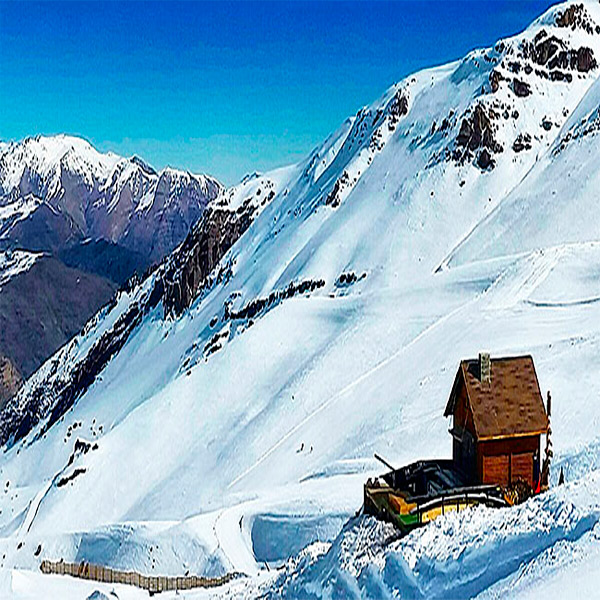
xmin=444 ymin=355 xmax=548 ymax=441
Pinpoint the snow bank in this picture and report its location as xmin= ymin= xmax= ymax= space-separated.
xmin=269 ymin=470 xmax=600 ymax=599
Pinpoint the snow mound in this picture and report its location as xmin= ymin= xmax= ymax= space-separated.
xmin=269 ymin=470 xmax=600 ymax=599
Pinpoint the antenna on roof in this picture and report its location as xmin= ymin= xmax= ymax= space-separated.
xmin=479 ymin=352 xmax=491 ymax=383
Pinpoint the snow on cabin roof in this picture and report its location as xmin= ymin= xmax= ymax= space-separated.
xmin=444 ymin=355 xmax=548 ymax=441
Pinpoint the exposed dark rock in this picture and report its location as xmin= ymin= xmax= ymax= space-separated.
xmin=477 ymin=149 xmax=494 ymax=170
xmin=513 ymin=133 xmax=532 ymax=153
xmin=549 ymin=70 xmax=573 ymax=82
xmin=0 ymin=356 xmax=22 ymax=408
xmin=326 ymin=171 xmax=350 ymax=208
xmin=456 ymin=104 xmax=502 ymax=159
xmin=387 ymin=90 xmax=409 ymax=121
xmin=522 ymin=33 xmax=597 ymax=74
xmin=542 ymin=118 xmax=553 ymax=131
xmin=203 ymin=329 xmax=229 ymax=359
xmin=526 ymin=31 xmax=564 ymax=66
xmin=489 ymin=70 xmax=504 ymax=93
xmin=512 ymin=78 xmax=531 ymax=97
xmin=162 ymin=204 xmax=255 ymax=317
xmin=56 ymin=468 xmax=86 ymax=488
xmin=555 ymin=4 xmax=598 ymax=35
xmin=66 ymin=438 xmax=96 ymax=466
xmin=225 ymin=279 xmax=325 ymax=321
xmin=575 ymin=47 xmax=597 ymax=72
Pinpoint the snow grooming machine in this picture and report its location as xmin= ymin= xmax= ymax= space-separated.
xmin=364 ymin=455 xmax=510 ymax=534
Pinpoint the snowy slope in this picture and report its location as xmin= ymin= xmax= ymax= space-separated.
xmin=0 ymin=251 xmax=40 ymax=291
xmin=0 ymin=135 xmax=222 ymax=260
xmin=2 ymin=2 xmax=600 ymax=598
xmin=445 ymin=72 xmax=600 ymax=267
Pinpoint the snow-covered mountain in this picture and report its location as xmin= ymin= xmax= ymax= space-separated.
xmin=0 ymin=135 xmax=222 ymax=260
xmin=0 ymin=135 xmax=222 ymax=405
xmin=3 ymin=2 xmax=600 ymax=598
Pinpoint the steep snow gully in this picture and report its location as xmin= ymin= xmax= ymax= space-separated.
xmin=3 ymin=2 xmax=600 ymax=598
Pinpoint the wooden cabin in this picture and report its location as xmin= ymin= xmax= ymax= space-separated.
xmin=444 ymin=354 xmax=549 ymax=490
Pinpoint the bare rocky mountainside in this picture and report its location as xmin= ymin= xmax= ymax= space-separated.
xmin=0 ymin=136 xmax=223 ymax=402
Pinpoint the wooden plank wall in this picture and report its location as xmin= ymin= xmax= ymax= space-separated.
xmin=40 ymin=559 xmax=239 ymax=592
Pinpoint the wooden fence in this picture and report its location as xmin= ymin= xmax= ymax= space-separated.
xmin=40 ymin=559 xmax=239 ymax=593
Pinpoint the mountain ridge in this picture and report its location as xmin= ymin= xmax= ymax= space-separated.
xmin=0 ymin=134 xmax=223 ymax=260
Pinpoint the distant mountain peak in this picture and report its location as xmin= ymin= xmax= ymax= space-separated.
xmin=0 ymin=134 xmax=223 ymax=260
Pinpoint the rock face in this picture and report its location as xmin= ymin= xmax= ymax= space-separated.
xmin=163 ymin=204 xmax=256 ymax=317
xmin=522 ymin=31 xmax=597 ymax=73
xmin=555 ymin=3 xmax=600 ymax=34
xmin=0 ymin=356 xmax=22 ymax=407
xmin=512 ymin=78 xmax=532 ymax=97
xmin=0 ymin=136 xmax=222 ymax=260
xmin=455 ymin=104 xmax=503 ymax=169
xmin=456 ymin=105 xmax=498 ymax=152
xmin=513 ymin=133 xmax=533 ymax=153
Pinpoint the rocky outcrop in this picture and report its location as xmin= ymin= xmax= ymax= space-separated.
xmin=387 ymin=90 xmax=409 ymax=128
xmin=454 ymin=104 xmax=503 ymax=169
xmin=162 ymin=203 xmax=255 ymax=317
xmin=522 ymin=31 xmax=597 ymax=73
xmin=555 ymin=3 xmax=600 ymax=35
xmin=489 ymin=70 xmax=505 ymax=93
xmin=0 ymin=356 xmax=22 ymax=408
xmin=476 ymin=149 xmax=494 ymax=170
xmin=512 ymin=78 xmax=531 ymax=97
xmin=513 ymin=133 xmax=532 ymax=153
xmin=325 ymin=171 xmax=350 ymax=208
xmin=456 ymin=105 xmax=501 ymax=152
xmin=225 ymin=278 xmax=325 ymax=321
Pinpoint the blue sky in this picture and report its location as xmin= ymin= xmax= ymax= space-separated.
xmin=1 ymin=1 xmax=554 ymax=184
